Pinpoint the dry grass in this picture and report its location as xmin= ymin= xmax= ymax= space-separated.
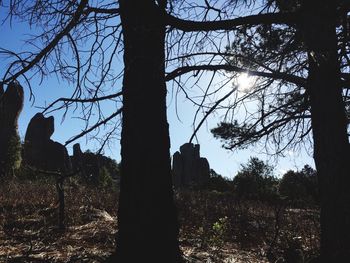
xmin=176 ymin=190 xmax=320 ymax=262
xmin=0 ymin=178 xmax=320 ymax=262
xmin=0 ymin=177 xmax=118 ymax=262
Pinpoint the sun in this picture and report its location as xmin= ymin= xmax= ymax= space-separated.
xmin=236 ymin=73 xmax=256 ymax=92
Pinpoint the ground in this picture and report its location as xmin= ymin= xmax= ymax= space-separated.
xmin=0 ymin=179 xmax=319 ymax=262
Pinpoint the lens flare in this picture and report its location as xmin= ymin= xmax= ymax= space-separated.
xmin=236 ymin=73 xmax=256 ymax=92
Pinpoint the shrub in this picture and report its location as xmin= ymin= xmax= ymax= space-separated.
xmin=233 ymin=157 xmax=278 ymax=201
xmin=211 ymin=216 xmax=229 ymax=248
xmin=207 ymin=169 xmax=233 ymax=192
xmin=98 ymin=166 xmax=114 ymax=188
xmin=0 ymin=134 xmax=21 ymax=176
xmin=279 ymin=165 xmax=318 ymax=206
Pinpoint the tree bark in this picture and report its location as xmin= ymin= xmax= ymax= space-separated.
xmin=116 ymin=1 xmax=182 ymax=262
xmin=301 ymin=1 xmax=350 ymax=261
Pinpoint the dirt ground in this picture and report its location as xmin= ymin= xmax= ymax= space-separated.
xmin=0 ymin=181 xmax=319 ymax=262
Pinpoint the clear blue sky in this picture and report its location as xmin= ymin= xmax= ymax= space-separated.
xmin=0 ymin=7 xmax=314 ymax=179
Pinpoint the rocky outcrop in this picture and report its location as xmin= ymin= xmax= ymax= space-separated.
xmin=72 ymin=143 xmax=84 ymax=173
xmin=0 ymin=81 xmax=24 ymax=175
xmin=24 ymin=113 xmax=71 ymax=173
xmin=172 ymin=143 xmax=210 ymax=188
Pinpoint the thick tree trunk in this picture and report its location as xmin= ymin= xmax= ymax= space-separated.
xmin=301 ymin=1 xmax=350 ymax=261
xmin=116 ymin=1 xmax=182 ymax=262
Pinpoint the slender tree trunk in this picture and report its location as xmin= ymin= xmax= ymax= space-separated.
xmin=116 ymin=1 xmax=182 ymax=262
xmin=301 ymin=1 xmax=350 ymax=261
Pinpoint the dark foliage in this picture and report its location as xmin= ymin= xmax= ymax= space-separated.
xmin=232 ymin=157 xmax=279 ymax=202
xmin=279 ymin=165 xmax=319 ymax=206
xmin=75 ymin=150 xmax=120 ymax=187
xmin=206 ymin=169 xmax=234 ymax=192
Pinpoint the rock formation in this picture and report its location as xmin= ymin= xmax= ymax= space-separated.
xmin=72 ymin=143 xmax=84 ymax=172
xmin=172 ymin=143 xmax=210 ymax=188
xmin=24 ymin=113 xmax=71 ymax=173
xmin=0 ymin=81 xmax=24 ymax=175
